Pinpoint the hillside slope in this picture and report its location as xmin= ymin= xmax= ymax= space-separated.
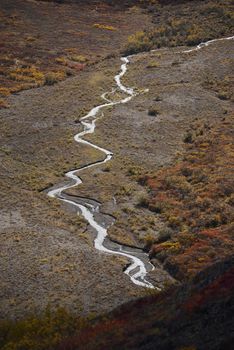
xmin=56 ymin=256 xmax=234 ymax=350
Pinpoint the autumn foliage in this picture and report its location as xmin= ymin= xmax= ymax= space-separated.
xmin=55 ymin=259 xmax=234 ymax=350
xmin=138 ymin=115 xmax=234 ymax=279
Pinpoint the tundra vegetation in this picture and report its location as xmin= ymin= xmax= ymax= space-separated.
xmin=0 ymin=0 xmax=149 ymax=108
xmin=138 ymin=113 xmax=234 ymax=279
xmin=0 ymin=0 xmax=233 ymax=349
xmin=123 ymin=0 xmax=234 ymax=54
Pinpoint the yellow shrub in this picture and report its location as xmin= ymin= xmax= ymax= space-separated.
xmin=93 ymin=23 xmax=116 ymax=31
xmin=55 ymin=56 xmax=67 ymax=65
xmin=0 ymin=98 xmax=9 ymax=108
xmin=0 ymin=87 xmax=10 ymax=97
xmin=70 ymin=55 xmax=88 ymax=63
xmin=161 ymin=241 xmax=181 ymax=253
xmin=124 ymin=31 xmax=152 ymax=55
xmin=9 ymin=66 xmax=44 ymax=86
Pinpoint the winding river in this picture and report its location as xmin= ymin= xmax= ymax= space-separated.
xmin=47 ymin=36 xmax=234 ymax=290
xmin=48 ymin=56 xmax=155 ymax=289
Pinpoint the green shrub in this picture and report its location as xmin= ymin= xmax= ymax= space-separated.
xmin=157 ymin=227 xmax=173 ymax=243
xmin=183 ymin=132 xmax=193 ymax=144
xmin=148 ymin=107 xmax=159 ymax=116
xmin=44 ymin=72 xmax=65 ymax=85
xmin=136 ymin=193 xmax=149 ymax=208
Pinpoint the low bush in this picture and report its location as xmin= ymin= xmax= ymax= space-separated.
xmin=9 ymin=66 xmax=45 ymax=86
xmin=44 ymin=72 xmax=66 ymax=85
xmin=148 ymin=107 xmax=159 ymax=116
xmin=70 ymin=55 xmax=88 ymax=63
xmin=146 ymin=61 xmax=159 ymax=68
xmin=136 ymin=192 xmax=149 ymax=208
xmin=123 ymin=31 xmax=153 ymax=55
xmin=93 ymin=23 xmax=116 ymax=31
xmin=157 ymin=227 xmax=173 ymax=243
xmin=183 ymin=131 xmax=193 ymax=144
